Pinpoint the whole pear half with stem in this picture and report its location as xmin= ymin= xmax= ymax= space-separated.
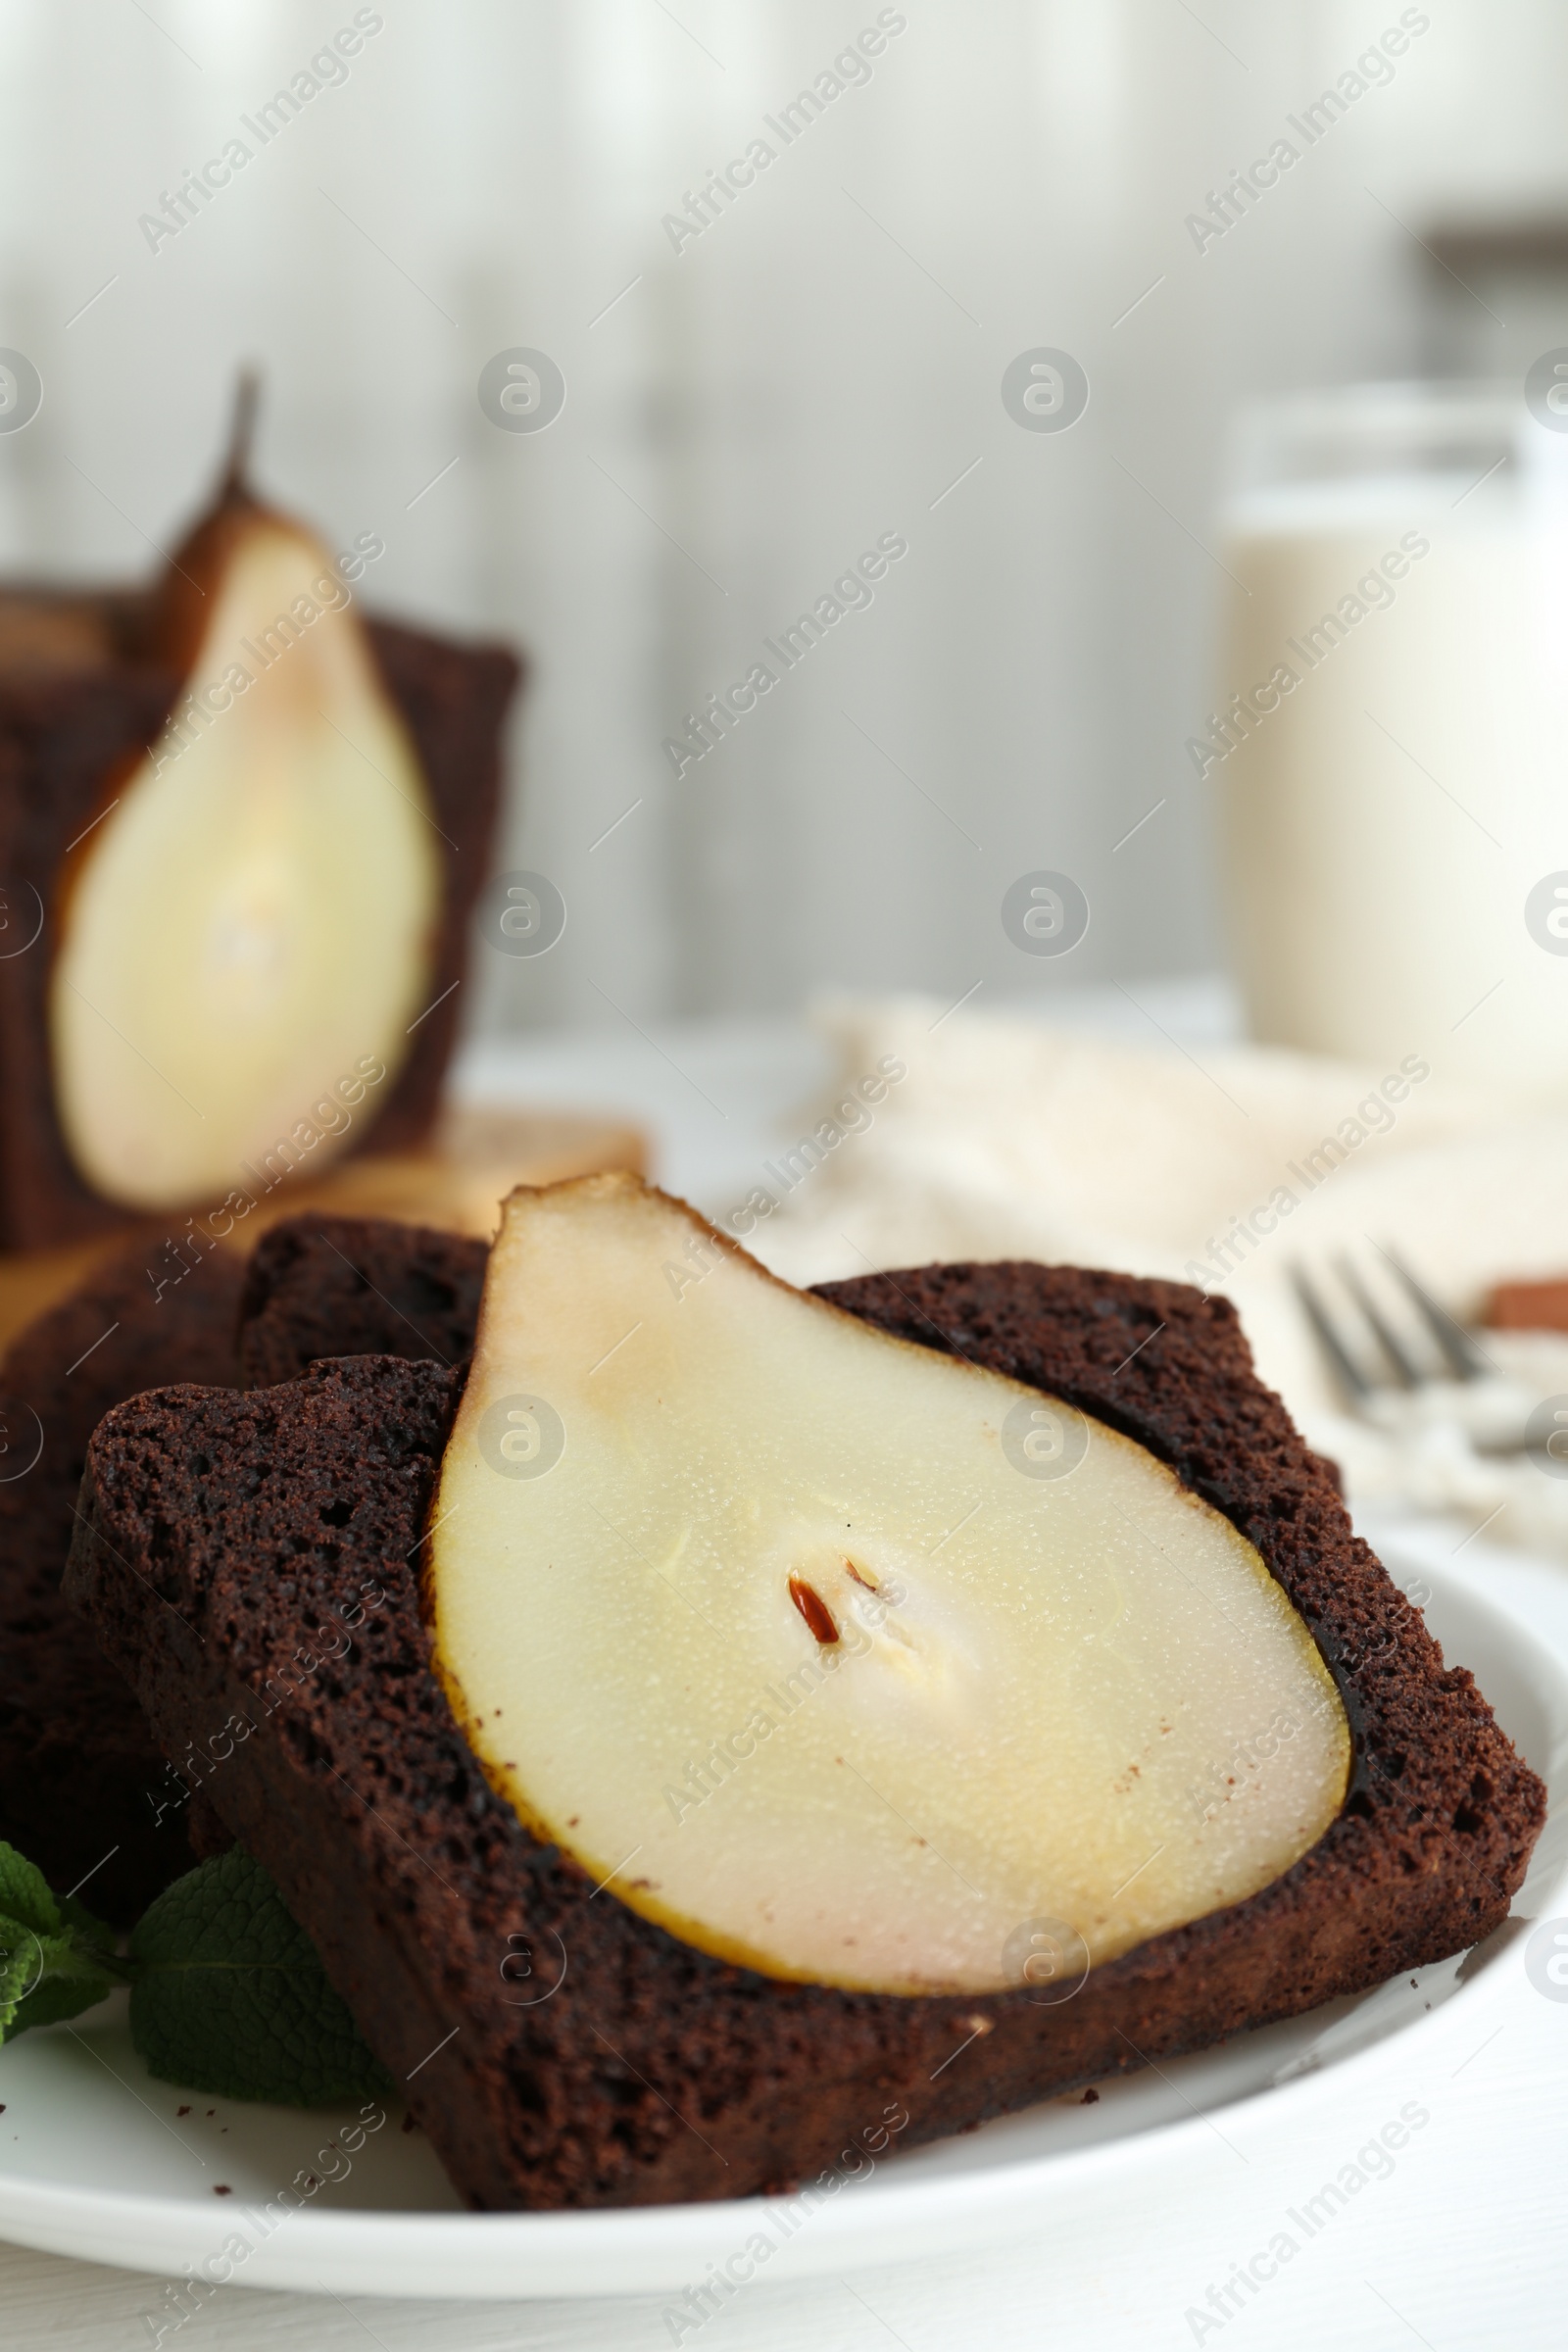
xmin=49 ymin=377 xmax=440 ymax=1208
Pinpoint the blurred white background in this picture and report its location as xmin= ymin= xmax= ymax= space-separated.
xmin=2 ymin=0 xmax=1566 ymax=1039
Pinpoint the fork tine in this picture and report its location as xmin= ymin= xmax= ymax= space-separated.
xmin=1291 ymin=1264 xmax=1371 ymax=1402
xmin=1334 ymin=1254 xmax=1421 ymax=1388
xmin=1373 ymin=1244 xmax=1490 ymax=1383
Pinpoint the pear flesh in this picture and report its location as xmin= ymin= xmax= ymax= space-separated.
xmin=429 ymin=1176 xmax=1350 ymax=1998
xmin=49 ymin=516 xmax=439 ymax=1207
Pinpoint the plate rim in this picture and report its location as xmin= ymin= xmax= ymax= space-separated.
xmin=2 ymin=1553 xmax=1562 ymax=2297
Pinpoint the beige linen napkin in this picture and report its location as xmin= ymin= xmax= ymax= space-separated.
xmin=744 ymin=996 xmax=1568 ymax=1559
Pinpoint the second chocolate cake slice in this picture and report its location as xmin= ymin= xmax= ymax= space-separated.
xmin=237 ymin=1214 xmax=489 ymax=1388
xmin=0 ymin=415 xmax=519 ymax=1250
xmin=0 ymin=1242 xmax=244 ymax=1919
xmin=66 ymin=1177 xmax=1544 ymax=2209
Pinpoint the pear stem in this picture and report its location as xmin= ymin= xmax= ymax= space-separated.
xmin=221 ymin=368 xmax=261 ymax=497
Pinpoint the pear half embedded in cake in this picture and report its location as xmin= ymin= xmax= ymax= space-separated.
xmin=427 ymin=1175 xmax=1350 ymax=1997
xmin=48 ymin=401 xmax=440 ymax=1209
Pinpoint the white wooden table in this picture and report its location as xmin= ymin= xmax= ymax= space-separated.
xmin=7 ymin=1002 xmax=1566 ymax=2349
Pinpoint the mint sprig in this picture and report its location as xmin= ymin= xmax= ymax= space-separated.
xmin=0 ymin=1839 xmax=392 ymax=2108
xmin=0 ymin=1842 xmax=123 ymax=2037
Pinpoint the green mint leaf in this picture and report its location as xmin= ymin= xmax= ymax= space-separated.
xmin=0 ymin=1842 xmax=63 ymax=1941
xmin=128 ymin=1847 xmax=393 ymax=2106
xmin=0 ymin=1913 xmax=41 ymax=2034
xmin=0 ymin=1842 xmax=125 ymax=2040
xmin=10 ymin=1936 xmax=120 ymax=2036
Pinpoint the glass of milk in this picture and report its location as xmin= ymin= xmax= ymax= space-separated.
xmin=1211 ymin=381 xmax=1568 ymax=1097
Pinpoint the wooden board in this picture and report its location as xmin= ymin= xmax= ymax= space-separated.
xmin=0 ymin=1105 xmax=645 ymax=1357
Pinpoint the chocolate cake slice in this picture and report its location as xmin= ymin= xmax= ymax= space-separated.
xmin=0 ymin=1216 xmax=482 ymax=1914
xmin=238 ymin=1215 xmax=488 ymax=1389
xmin=66 ymin=1225 xmax=1544 ymax=2208
xmin=0 ymin=1242 xmax=245 ymax=1921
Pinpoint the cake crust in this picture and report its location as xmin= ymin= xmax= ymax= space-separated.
xmin=0 ymin=1241 xmax=244 ymax=1919
xmin=65 ymin=1258 xmax=1545 ymax=2206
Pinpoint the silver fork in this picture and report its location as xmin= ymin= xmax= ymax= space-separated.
xmin=1291 ymin=1244 xmax=1534 ymax=1453
xmin=1291 ymin=1244 xmax=1489 ymax=1403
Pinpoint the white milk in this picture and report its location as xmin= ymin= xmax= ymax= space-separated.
xmin=1209 ymin=396 xmax=1568 ymax=1099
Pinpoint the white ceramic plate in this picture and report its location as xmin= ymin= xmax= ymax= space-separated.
xmin=1 ymin=1553 xmax=1563 ymax=2301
